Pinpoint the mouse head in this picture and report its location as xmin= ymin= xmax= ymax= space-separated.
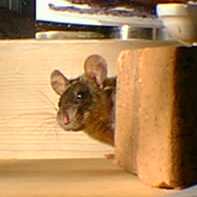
xmin=50 ymin=54 xmax=109 ymax=131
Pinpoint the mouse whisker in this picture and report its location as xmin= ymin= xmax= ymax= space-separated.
xmin=42 ymin=116 xmax=56 ymax=120
xmin=38 ymin=121 xmax=56 ymax=135
xmin=1 ymin=113 xmax=40 ymax=121
xmin=38 ymin=90 xmax=58 ymax=111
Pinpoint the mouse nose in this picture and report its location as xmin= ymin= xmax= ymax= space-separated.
xmin=63 ymin=113 xmax=69 ymax=125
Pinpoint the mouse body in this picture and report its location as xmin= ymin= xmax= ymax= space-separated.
xmin=51 ymin=55 xmax=116 ymax=146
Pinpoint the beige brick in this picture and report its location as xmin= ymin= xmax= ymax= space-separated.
xmin=115 ymin=46 xmax=197 ymax=188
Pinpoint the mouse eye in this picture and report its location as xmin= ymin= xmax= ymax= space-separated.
xmin=74 ymin=91 xmax=85 ymax=103
xmin=77 ymin=93 xmax=83 ymax=100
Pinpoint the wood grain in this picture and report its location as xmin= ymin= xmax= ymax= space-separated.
xmin=0 ymin=159 xmax=171 ymax=197
xmin=0 ymin=40 xmax=118 ymax=159
xmin=0 ymin=39 xmax=177 ymax=159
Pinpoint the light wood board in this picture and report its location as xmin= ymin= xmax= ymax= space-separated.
xmin=0 ymin=39 xmax=177 ymax=159
xmin=0 ymin=158 xmax=172 ymax=197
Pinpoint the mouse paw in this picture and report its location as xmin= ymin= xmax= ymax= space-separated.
xmin=104 ymin=153 xmax=115 ymax=160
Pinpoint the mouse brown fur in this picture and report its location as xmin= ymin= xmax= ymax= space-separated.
xmin=50 ymin=55 xmax=116 ymax=146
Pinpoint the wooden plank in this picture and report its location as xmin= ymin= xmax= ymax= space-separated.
xmin=0 ymin=39 xmax=163 ymax=159
xmin=0 ymin=159 xmax=170 ymax=197
xmin=0 ymin=39 xmax=177 ymax=159
xmin=0 ymin=40 xmax=117 ymax=159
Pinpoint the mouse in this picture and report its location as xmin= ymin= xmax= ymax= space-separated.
xmin=50 ymin=54 xmax=116 ymax=146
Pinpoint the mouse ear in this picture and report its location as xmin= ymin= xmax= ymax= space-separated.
xmin=84 ymin=54 xmax=107 ymax=87
xmin=50 ymin=70 xmax=69 ymax=95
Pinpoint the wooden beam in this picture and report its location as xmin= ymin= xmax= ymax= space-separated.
xmin=0 ymin=159 xmax=169 ymax=197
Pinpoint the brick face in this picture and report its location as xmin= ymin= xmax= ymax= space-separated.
xmin=115 ymin=46 xmax=197 ymax=188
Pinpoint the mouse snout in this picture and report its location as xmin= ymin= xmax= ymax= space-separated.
xmin=63 ymin=113 xmax=70 ymax=125
xmin=57 ymin=104 xmax=83 ymax=131
xmin=57 ymin=110 xmax=70 ymax=125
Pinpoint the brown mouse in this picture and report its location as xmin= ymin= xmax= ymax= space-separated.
xmin=50 ymin=55 xmax=116 ymax=146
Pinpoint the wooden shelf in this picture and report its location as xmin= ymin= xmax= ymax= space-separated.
xmin=0 ymin=159 xmax=171 ymax=197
